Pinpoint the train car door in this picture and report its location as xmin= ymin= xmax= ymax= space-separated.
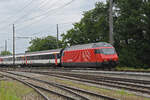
xmin=54 ymin=53 xmax=58 ymax=66
xmin=0 ymin=58 xmax=3 ymax=65
xmin=25 ymin=56 xmax=28 ymax=65
xmin=94 ymin=49 xmax=102 ymax=67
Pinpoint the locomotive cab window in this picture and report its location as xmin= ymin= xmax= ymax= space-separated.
xmin=95 ymin=48 xmax=116 ymax=55
xmin=101 ymin=48 xmax=116 ymax=55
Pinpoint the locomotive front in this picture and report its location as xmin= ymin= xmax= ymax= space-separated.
xmin=94 ymin=43 xmax=119 ymax=68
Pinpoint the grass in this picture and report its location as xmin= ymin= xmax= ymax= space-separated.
xmin=115 ymin=66 xmax=150 ymax=71
xmin=0 ymin=80 xmax=34 ymax=100
xmin=49 ymin=77 xmax=150 ymax=100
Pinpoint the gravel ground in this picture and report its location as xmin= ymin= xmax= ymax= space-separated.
xmin=41 ymin=75 xmax=150 ymax=99
xmin=26 ymin=79 xmax=83 ymax=100
xmin=60 ymin=70 xmax=150 ymax=81
xmin=7 ymin=71 xmax=150 ymax=100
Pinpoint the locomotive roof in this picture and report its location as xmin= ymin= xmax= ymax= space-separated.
xmin=64 ymin=42 xmax=112 ymax=51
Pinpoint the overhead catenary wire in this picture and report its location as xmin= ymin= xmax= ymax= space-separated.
xmin=0 ymin=0 xmax=64 ymax=31
xmin=1 ymin=0 xmax=76 ymax=43
xmin=21 ymin=0 xmax=75 ymax=23
xmin=0 ymin=0 xmax=99 ymax=54
xmin=38 ymin=0 xmax=60 ymax=10
xmin=0 ymin=0 xmax=77 ymax=42
xmin=0 ymin=0 xmax=34 ymax=23
xmin=0 ymin=0 xmax=75 ymax=33
xmin=16 ymin=0 xmax=76 ymax=31
xmin=12 ymin=0 xmax=53 ymax=24
xmin=0 ymin=0 xmax=35 ymax=30
xmin=16 ymin=21 xmax=75 ymax=38
xmin=0 ymin=0 xmax=54 ymax=30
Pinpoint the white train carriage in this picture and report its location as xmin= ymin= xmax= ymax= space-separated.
xmin=0 ymin=55 xmax=13 ymax=66
xmin=0 ymin=49 xmax=61 ymax=67
xmin=15 ymin=54 xmax=26 ymax=65
xmin=24 ymin=50 xmax=61 ymax=66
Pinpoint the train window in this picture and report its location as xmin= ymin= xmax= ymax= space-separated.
xmin=43 ymin=54 xmax=51 ymax=59
xmin=45 ymin=55 xmax=49 ymax=59
xmin=17 ymin=57 xmax=21 ymax=61
xmin=27 ymin=56 xmax=30 ymax=60
xmin=39 ymin=55 xmax=44 ymax=59
xmin=95 ymin=48 xmax=116 ymax=55
xmin=62 ymin=52 xmax=65 ymax=56
xmin=101 ymin=48 xmax=116 ymax=55
xmin=49 ymin=54 xmax=52 ymax=59
xmin=36 ymin=55 xmax=40 ymax=60
xmin=95 ymin=49 xmax=102 ymax=54
xmin=26 ymin=54 xmax=58 ymax=60
xmin=57 ymin=54 xmax=60 ymax=58
xmin=39 ymin=54 xmax=56 ymax=60
xmin=16 ymin=57 xmax=19 ymax=61
xmin=39 ymin=55 xmax=43 ymax=59
xmin=50 ymin=54 xmax=55 ymax=59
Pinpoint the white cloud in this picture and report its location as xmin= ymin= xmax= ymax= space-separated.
xmin=0 ymin=0 xmax=106 ymax=53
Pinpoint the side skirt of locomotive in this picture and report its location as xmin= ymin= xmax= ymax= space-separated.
xmin=62 ymin=61 xmax=118 ymax=68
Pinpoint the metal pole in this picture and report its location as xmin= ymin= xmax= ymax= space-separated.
xmin=13 ymin=24 xmax=15 ymax=66
xmin=5 ymin=40 xmax=7 ymax=51
xmin=109 ymin=0 xmax=114 ymax=45
xmin=57 ymin=24 xmax=59 ymax=48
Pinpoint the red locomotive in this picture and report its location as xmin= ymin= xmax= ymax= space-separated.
xmin=61 ymin=42 xmax=118 ymax=68
xmin=0 ymin=42 xmax=118 ymax=68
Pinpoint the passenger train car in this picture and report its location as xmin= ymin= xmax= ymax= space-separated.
xmin=0 ymin=42 xmax=118 ymax=68
xmin=0 ymin=49 xmax=61 ymax=67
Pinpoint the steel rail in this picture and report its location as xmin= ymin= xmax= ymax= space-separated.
xmin=4 ymin=71 xmax=91 ymax=100
xmin=0 ymin=72 xmax=50 ymax=100
xmin=7 ymin=71 xmax=118 ymax=100
xmin=24 ymin=82 xmax=77 ymax=100
xmin=48 ymin=74 xmax=150 ymax=94
xmin=39 ymin=71 xmax=150 ymax=84
xmin=31 ymin=71 xmax=150 ymax=95
xmin=1 ymin=71 xmax=88 ymax=100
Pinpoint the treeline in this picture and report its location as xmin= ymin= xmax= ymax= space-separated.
xmin=0 ymin=51 xmax=12 ymax=56
xmin=28 ymin=0 xmax=150 ymax=68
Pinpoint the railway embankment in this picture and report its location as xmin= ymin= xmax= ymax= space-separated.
xmin=115 ymin=66 xmax=150 ymax=72
xmin=0 ymin=74 xmax=43 ymax=100
xmin=1 ymin=69 xmax=150 ymax=100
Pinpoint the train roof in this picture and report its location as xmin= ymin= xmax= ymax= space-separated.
xmin=0 ymin=55 xmax=12 ymax=58
xmin=25 ymin=49 xmax=61 ymax=56
xmin=0 ymin=49 xmax=62 ymax=58
xmin=64 ymin=42 xmax=113 ymax=51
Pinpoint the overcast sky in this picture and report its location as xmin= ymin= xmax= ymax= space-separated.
xmin=0 ymin=0 xmax=105 ymax=53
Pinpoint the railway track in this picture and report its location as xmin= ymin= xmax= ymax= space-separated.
xmin=28 ymin=71 xmax=150 ymax=97
xmin=0 ymin=71 xmax=118 ymax=100
xmin=1 ymin=67 xmax=150 ymax=79
xmin=1 ymin=67 xmax=150 ymax=77
xmin=1 ymin=68 xmax=150 ymax=99
xmin=0 ymin=73 xmax=49 ymax=100
xmin=2 ymin=68 xmax=150 ymax=94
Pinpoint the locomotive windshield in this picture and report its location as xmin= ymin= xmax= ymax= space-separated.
xmin=95 ymin=48 xmax=116 ymax=55
xmin=102 ymin=48 xmax=116 ymax=54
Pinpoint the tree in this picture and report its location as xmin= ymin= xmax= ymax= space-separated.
xmin=0 ymin=51 xmax=12 ymax=56
xmin=62 ymin=2 xmax=109 ymax=46
xmin=28 ymin=36 xmax=62 ymax=52
xmin=61 ymin=1 xmax=150 ymax=68
xmin=114 ymin=0 xmax=150 ymax=67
